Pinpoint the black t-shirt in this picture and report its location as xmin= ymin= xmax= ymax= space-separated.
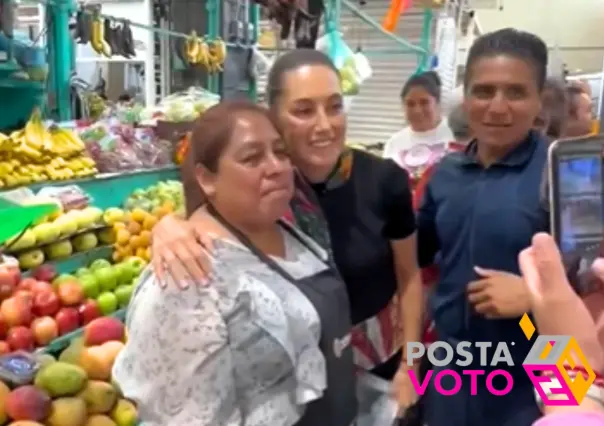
xmin=310 ymin=149 xmax=416 ymax=324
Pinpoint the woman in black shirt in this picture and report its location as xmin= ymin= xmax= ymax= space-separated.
xmin=150 ymin=49 xmax=423 ymax=409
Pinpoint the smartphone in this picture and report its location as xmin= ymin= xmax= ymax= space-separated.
xmin=548 ymin=135 xmax=604 ymax=295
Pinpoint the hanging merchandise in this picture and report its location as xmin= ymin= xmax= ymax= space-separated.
xmin=316 ymin=31 xmax=372 ymax=110
xmin=253 ymin=0 xmax=323 ymax=48
xmin=382 ymin=0 xmax=411 ymax=33
xmin=181 ymin=32 xmax=227 ymax=73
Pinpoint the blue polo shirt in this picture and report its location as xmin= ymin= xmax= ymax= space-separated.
xmin=417 ymin=130 xmax=548 ymax=361
xmin=417 ymin=131 xmax=548 ymax=425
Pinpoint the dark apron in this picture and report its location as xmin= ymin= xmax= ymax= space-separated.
xmin=207 ymin=206 xmax=357 ymax=426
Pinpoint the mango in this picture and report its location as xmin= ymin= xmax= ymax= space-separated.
xmin=8 ymin=422 xmax=45 ymax=426
xmin=84 ymin=415 xmax=117 ymax=426
xmin=110 ymin=399 xmax=137 ymax=426
xmin=45 ymin=397 xmax=87 ymax=426
xmin=34 ymin=362 xmax=87 ymax=397
xmin=78 ymin=381 xmax=118 ymax=414
xmin=58 ymin=339 xmax=85 ymax=365
xmin=84 ymin=318 xmax=125 ymax=346
xmin=5 ymin=386 xmax=51 ymax=421
xmin=79 ymin=342 xmax=124 ymax=381
xmin=0 ymin=381 xmax=10 ymax=424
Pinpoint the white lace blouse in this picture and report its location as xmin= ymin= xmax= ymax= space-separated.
xmin=112 ymin=229 xmax=331 ymax=426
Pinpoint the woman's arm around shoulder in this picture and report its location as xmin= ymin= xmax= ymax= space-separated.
xmin=112 ymin=269 xmax=242 ymax=425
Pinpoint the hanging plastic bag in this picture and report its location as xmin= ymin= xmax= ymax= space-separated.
xmin=316 ymin=31 xmax=373 ymax=110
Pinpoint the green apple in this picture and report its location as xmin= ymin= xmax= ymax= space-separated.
xmin=79 ymin=273 xmax=100 ymax=298
xmin=72 ymin=232 xmax=99 ymax=252
xmin=52 ymin=274 xmax=77 ymax=288
xmin=114 ymin=284 xmax=134 ymax=308
xmin=18 ymin=249 xmax=45 ymax=270
xmin=89 ymin=259 xmax=111 ymax=271
xmin=124 ymin=256 xmax=147 ymax=276
xmin=75 ymin=267 xmax=89 ymax=277
xmin=115 ymin=263 xmax=135 ymax=285
xmin=97 ymin=291 xmax=118 ymax=315
xmin=93 ymin=267 xmax=118 ymax=292
xmin=45 ymin=240 xmax=73 ymax=260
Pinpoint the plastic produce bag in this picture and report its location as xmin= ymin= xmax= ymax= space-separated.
xmin=142 ymin=86 xmax=221 ymax=123
xmin=356 ymin=371 xmax=399 ymax=426
xmin=316 ymin=31 xmax=372 ymax=110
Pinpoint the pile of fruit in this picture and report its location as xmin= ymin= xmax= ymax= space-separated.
xmin=5 ymin=206 xmax=113 ymax=270
xmin=110 ymin=209 xmax=159 ymax=264
xmin=0 ymin=109 xmax=98 ymax=189
xmin=0 ymin=317 xmax=138 ymax=426
xmin=0 ymin=257 xmax=144 ymax=353
xmin=122 ymin=180 xmax=183 ymax=213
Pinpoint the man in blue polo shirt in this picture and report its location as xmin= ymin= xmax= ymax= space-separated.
xmin=417 ymin=29 xmax=550 ymax=426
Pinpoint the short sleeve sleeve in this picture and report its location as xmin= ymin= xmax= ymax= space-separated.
xmin=381 ymin=159 xmax=416 ymax=240
xmin=113 ymin=272 xmax=242 ymax=425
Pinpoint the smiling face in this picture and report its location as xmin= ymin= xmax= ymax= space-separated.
xmin=273 ymin=64 xmax=346 ymax=182
xmin=464 ymin=55 xmax=542 ymax=150
xmin=196 ymin=111 xmax=294 ymax=228
xmin=403 ymin=86 xmax=441 ymax=132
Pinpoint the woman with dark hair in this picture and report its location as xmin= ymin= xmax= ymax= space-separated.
xmin=383 ymin=71 xmax=453 ymax=170
xmin=112 ymin=100 xmax=357 ymax=425
xmin=149 ymin=49 xmax=424 ymax=413
xmin=417 ymin=28 xmax=550 ymax=426
xmin=535 ymin=78 xmax=568 ymax=139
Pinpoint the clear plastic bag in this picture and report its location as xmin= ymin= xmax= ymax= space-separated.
xmin=316 ymin=31 xmax=373 ymax=108
xmin=142 ymin=86 xmax=221 ymax=122
xmin=356 ymin=371 xmax=399 ymax=426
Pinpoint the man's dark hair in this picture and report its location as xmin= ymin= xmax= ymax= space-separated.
xmin=400 ymin=71 xmax=441 ymax=102
xmin=266 ymin=49 xmax=339 ymax=106
xmin=464 ymin=28 xmax=548 ymax=91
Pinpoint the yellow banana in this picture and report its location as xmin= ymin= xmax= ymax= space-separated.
xmin=185 ymin=32 xmax=201 ymax=64
xmin=195 ymin=40 xmax=209 ymax=67
xmin=90 ymin=18 xmax=103 ymax=53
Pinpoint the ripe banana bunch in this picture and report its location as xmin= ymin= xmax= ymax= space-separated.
xmin=90 ymin=16 xmax=112 ymax=57
xmin=184 ymin=31 xmax=205 ymax=65
xmin=48 ymin=127 xmax=86 ymax=157
xmin=206 ymin=39 xmax=226 ymax=73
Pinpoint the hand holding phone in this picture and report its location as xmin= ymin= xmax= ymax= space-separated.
xmin=548 ymin=135 xmax=604 ymax=296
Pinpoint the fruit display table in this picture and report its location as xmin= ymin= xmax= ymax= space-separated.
xmin=0 ymin=165 xmax=184 ymax=425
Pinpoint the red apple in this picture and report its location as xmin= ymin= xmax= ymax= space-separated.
xmin=31 ymin=316 xmax=59 ymax=346
xmin=0 ymin=314 xmax=8 ymax=340
xmin=16 ymin=277 xmax=38 ymax=292
xmin=13 ymin=291 xmax=33 ymax=311
xmin=0 ymin=341 xmax=10 ymax=355
xmin=30 ymin=281 xmax=53 ymax=295
xmin=55 ymin=307 xmax=80 ymax=335
xmin=0 ymin=265 xmax=18 ymax=301
xmin=57 ymin=283 xmax=84 ymax=306
xmin=7 ymin=326 xmax=35 ymax=351
xmin=32 ymin=291 xmax=61 ymax=317
xmin=31 ymin=264 xmax=57 ymax=283
xmin=78 ymin=299 xmax=102 ymax=325
xmin=0 ymin=297 xmax=33 ymax=327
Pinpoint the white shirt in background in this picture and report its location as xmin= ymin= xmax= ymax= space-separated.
xmin=382 ymin=120 xmax=454 ymax=165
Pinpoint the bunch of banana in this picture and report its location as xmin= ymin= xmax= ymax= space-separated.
xmin=48 ymin=126 xmax=86 ymax=157
xmin=184 ymin=31 xmax=203 ymax=65
xmin=90 ymin=15 xmax=112 ymax=57
xmin=65 ymin=156 xmax=98 ymax=177
xmin=10 ymin=129 xmax=44 ymax=160
xmin=206 ymin=39 xmax=227 ymax=73
xmin=23 ymin=108 xmax=54 ymax=154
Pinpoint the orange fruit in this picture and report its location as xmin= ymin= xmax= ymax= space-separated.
xmin=127 ymin=220 xmax=142 ymax=236
xmin=145 ymin=246 xmax=152 ymax=261
xmin=113 ymin=222 xmax=126 ymax=230
xmin=142 ymin=215 xmax=158 ymax=231
xmin=115 ymin=229 xmax=131 ymax=245
xmin=135 ymin=247 xmax=147 ymax=259
xmin=130 ymin=235 xmax=142 ymax=249
xmin=131 ymin=208 xmax=147 ymax=223
xmin=139 ymin=230 xmax=151 ymax=247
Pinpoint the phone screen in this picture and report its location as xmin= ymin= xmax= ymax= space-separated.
xmin=557 ymin=155 xmax=603 ymax=254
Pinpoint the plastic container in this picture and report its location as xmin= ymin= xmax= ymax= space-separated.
xmin=0 ymin=351 xmax=41 ymax=387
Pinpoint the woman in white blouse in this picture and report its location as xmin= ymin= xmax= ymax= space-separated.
xmin=112 ymin=100 xmax=356 ymax=426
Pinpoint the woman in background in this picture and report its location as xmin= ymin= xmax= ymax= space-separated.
xmin=383 ymin=71 xmax=453 ymax=169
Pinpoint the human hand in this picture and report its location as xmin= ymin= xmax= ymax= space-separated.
xmin=467 ymin=267 xmax=530 ymax=318
xmin=151 ymin=213 xmax=213 ymax=288
xmin=392 ymin=364 xmax=419 ymax=414
xmin=518 ymin=233 xmax=603 ymax=374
